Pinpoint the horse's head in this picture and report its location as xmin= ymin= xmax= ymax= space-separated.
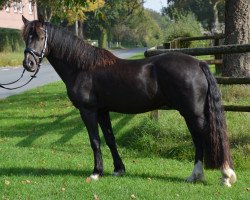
xmin=22 ymin=16 xmax=48 ymax=72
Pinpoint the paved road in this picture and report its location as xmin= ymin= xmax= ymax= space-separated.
xmin=0 ymin=48 xmax=147 ymax=99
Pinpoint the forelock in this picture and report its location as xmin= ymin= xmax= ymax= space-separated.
xmin=22 ymin=21 xmax=43 ymax=41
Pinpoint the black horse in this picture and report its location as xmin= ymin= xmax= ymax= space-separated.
xmin=21 ymin=16 xmax=236 ymax=186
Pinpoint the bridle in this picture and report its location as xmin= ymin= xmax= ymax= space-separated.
xmin=0 ymin=26 xmax=48 ymax=90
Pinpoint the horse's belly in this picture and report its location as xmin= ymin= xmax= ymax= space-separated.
xmin=102 ymin=95 xmax=166 ymax=114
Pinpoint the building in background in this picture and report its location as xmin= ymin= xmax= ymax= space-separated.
xmin=0 ymin=0 xmax=37 ymax=30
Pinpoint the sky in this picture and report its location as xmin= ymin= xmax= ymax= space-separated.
xmin=143 ymin=0 xmax=168 ymax=13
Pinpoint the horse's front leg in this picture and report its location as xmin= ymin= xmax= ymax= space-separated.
xmin=80 ymin=108 xmax=103 ymax=180
xmin=98 ymin=111 xmax=125 ymax=176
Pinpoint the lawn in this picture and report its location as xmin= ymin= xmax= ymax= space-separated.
xmin=0 ymin=80 xmax=249 ymax=199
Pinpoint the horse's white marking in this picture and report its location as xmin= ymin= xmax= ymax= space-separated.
xmin=90 ymin=174 xmax=100 ymax=181
xmin=186 ymin=161 xmax=205 ymax=182
xmin=221 ymin=162 xmax=237 ymax=187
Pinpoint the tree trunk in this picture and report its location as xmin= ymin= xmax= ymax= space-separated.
xmin=212 ymin=1 xmax=220 ymax=32
xmin=77 ymin=21 xmax=84 ymax=39
xmin=75 ymin=21 xmax=78 ymax=37
xmin=222 ymin=0 xmax=250 ymax=77
xmin=99 ymin=26 xmax=108 ymax=48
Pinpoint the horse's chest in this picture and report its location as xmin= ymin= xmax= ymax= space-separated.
xmin=67 ymin=75 xmax=96 ymax=109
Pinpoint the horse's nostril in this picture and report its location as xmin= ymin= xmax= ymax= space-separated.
xmin=29 ymin=60 xmax=36 ymax=68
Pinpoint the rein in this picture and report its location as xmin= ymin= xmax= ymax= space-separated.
xmin=0 ymin=27 xmax=48 ymax=90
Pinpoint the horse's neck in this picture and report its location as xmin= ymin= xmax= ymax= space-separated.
xmin=46 ymin=25 xmax=118 ymax=84
xmin=47 ymin=54 xmax=76 ymax=87
xmin=46 ymin=27 xmax=79 ymax=85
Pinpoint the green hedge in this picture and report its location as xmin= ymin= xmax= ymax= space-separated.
xmin=0 ymin=28 xmax=24 ymax=52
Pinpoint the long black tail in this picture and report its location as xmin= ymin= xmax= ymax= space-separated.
xmin=199 ymin=61 xmax=233 ymax=169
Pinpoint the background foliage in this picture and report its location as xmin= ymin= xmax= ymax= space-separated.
xmin=0 ymin=0 xmax=223 ymax=50
xmin=0 ymin=29 xmax=24 ymax=52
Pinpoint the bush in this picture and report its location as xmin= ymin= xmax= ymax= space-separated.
xmin=165 ymin=11 xmax=203 ymax=48
xmin=0 ymin=28 xmax=24 ymax=52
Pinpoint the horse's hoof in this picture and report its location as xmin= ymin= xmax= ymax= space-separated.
xmin=186 ymin=175 xmax=195 ymax=182
xmin=222 ymin=178 xmax=232 ymax=187
xmin=90 ymin=174 xmax=100 ymax=181
xmin=186 ymin=173 xmax=205 ymax=183
xmin=113 ymin=169 xmax=125 ymax=177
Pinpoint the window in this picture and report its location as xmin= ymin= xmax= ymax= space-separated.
xmin=18 ymin=2 xmax=23 ymax=14
xmin=29 ymin=0 xmax=33 ymax=14
xmin=13 ymin=1 xmax=18 ymax=13
xmin=5 ymin=3 xmax=10 ymax=13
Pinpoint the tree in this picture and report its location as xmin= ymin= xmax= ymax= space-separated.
xmin=84 ymin=0 xmax=145 ymax=48
xmin=164 ymin=11 xmax=203 ymax=47
xmin=222 ymin=0 xmax=250 ymax=77
xmin=163 ymin=0 xmax=225 ymax=30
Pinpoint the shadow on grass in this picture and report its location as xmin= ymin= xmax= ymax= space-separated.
xmin=16 ymin=110 xmax=81 ymax=147
xmin=0 ymin=167 xmax=186 ymax=184
xmin=114 ymin=116 xmax=194 ymax=161
xmin=230 ymin=134 xmax=250 ymax=147
xmin=0 ymin=167 xmax=92 ymax=177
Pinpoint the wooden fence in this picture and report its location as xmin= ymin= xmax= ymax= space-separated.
xmin=145 ymin=37 xmax=250 ymax=116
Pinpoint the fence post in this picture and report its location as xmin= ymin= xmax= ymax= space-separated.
xmin=214 ymin=38 xmax=222 ymax=74
xmin=150 ymin=40 xmax=173 ymax=121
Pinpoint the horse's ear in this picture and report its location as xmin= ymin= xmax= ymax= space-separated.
xmin=38 ymin=15 xmax=44 ymax=24
xmin=22 ymin=15 xmax=29 ymax=25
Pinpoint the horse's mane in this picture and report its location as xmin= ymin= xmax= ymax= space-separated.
xmin=22 ymin=21 xmax=117 ymax=70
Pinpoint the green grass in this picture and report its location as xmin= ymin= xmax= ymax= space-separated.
xmin=0 ymin=51 xmax=24 ymax=67
xmin=0 ymin=81 xmax=249 ymax=199
xmin=129 ymin=52 xmax=145 ymax=60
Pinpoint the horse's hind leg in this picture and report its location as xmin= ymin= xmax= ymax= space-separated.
xmin=183 ymin=113 xmax=209 ymax=183
xmin=98 ymin=111 xmax=125 ymax=176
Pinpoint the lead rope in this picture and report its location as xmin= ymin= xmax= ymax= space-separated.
xmin=0 ymin=66 xmax=40 ymax=90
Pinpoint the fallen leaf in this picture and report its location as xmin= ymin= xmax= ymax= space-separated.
xmin=94 ymin=194 xmax=99 ymax=200
xmin=131 ymin=194 xmax=136 ymax=199
xmin=61 ymin=188 xmax=66 ymax=192
xmin=246 ymin=188 xmax=250 ymax=191
xmin=21 ymin=180 xmax=32 ymax=184
xmin=4 ymin=180 xmax=10 ymax=186
xmin=147 ymin=177 xmax=152 ymax=181
xmin=85 ymin=177 xmax=91 ymax=183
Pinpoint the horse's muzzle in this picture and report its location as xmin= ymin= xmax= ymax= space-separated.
xmin=23 ymin=59 xmax=36 ymax=72
xmin=23 ymin=56 xmax=37 ymax=72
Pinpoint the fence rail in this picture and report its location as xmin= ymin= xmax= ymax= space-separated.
xmin=145 ymin=44 xmax=250 ymax=57
xmin=172 ymin=34 xmax=225 ymax=42
xmin=216 ymin=77 xmax=250 ymax=84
